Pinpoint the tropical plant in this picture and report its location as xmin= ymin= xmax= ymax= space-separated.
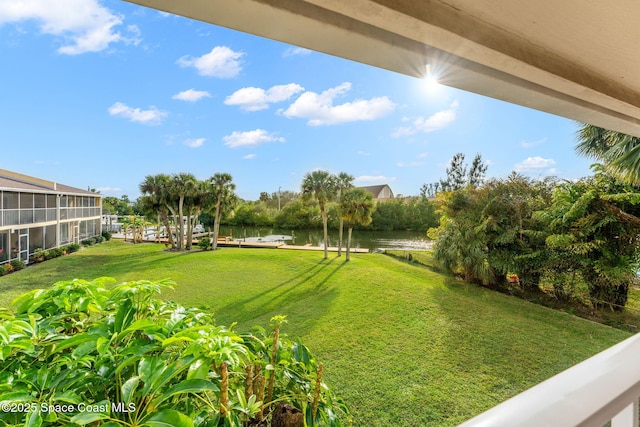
xmin=576 ymin=123 xmax=640 ymax=185
xmin=170 ymin=173 xmax=198 ymax=251
xmin=210 ymin=173 xmax=237 ymax=251
xmin=339 ymin=188 xmax=375 ymax=261
xmin=302 ymin=171 xmax=337 ymax=259
xmin=139 ymin=173 xmax=177 ymax=250
xmin=335 ymin=173 xmax=354 ymax=257
xmin=0 ymin=278 xmax=349 ymax=426
xmin=535 ymin=172 xmax=640 ymax=310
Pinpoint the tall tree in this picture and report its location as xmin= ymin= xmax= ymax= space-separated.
xmin=423 ymin=152 xmax=488 ymax=195
xmin=301 ymin=170 xmax=337 ymax=259
xmin=335 ymin=172 xmax=354 ymax=256
xmin=340 ymin=188 xmax=375 ymax=261
xmin=139 ymin=174 xmax=176 ymax=249
xmin=576 ymin=123 xmax=640 ymax=185
xmin=170 ymin=173 xmax=197 ymax=251
xmin=210 ymin=173 xmax=237 ymax=250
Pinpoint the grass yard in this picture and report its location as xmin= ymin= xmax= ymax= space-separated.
xmin=0 ymin=240 xmax=632 ymax=426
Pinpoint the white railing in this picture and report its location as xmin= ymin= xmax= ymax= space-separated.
xmin=459 ymin=333 xmax=640 ymax=427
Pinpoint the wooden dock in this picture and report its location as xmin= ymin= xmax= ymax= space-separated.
xmin=139 ymin=234 xmax=369 ymax=253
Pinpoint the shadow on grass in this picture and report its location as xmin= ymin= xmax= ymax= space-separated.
xmin=217 ymin=257 xmax=343 ymax=327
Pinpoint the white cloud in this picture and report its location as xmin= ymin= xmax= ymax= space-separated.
xmin=354 ymin=175 xmax=397 ymax=184
xmin=243 ymin=154 xmax=257 ymax=160
xmin=357 ymin=150 xmax=371 ymax=156
xmin=177 ymin=46 xmax=244 ymax=78
xmin=514 ymin=156 xmax=556 ymax=173
xmin=183 ymin=138 xmax=205 ymax=148
xmin=281 ymin=82 xmax=396 ymax=126
xmin=396 ymin=161 xmax=425 ymax=168
xmin=392 ymin=101 xmax=458 ymax=137
xmin=172 ymin=89 xmax=211 ymax=102
xmin=108 ymin=102 xmax=168 ymax=125
xmin=0 ymin=0 xmax=140 ymax=55
xmin=225 ymin=84 xmax=304 ymax=111
xmin=283 ymin=46 xmax=311 ymax=57
xmin=223 ymin=129 xmax=285 ymax=148
xmin=521 ymin=137 xmax=547 ymax=148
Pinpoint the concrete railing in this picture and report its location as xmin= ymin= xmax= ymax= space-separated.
xmin=459 ymin=333 xmax=640 ymax=427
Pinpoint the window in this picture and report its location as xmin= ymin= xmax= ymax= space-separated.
xmin=3 ymin=192 xmax=18 ymax=209
xmin=20 ymin=193 xmax=34 ymax=209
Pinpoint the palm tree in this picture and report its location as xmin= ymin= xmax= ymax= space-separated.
xmin=301 ymin=170 xmax=337 ymax=259
xmin=139 ymin=174 xmax=176 ymax=249
xmin=335 ymin=172 xmax=354 ymax=256
xmin=339 ymin=187 xmax=375 ymax=261
xmin=210 ymin=173 xmax=237 ymax=250
xmin=170 ymin=173 xmax=198 ymax=251
xmin=576 ymin=123 xmax=640 ymax=184
xmin=186 ymin=180 xmax=216 ymax=250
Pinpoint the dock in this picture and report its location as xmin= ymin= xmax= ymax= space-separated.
xmin=116 ymin=233 xmax=369 ymax=253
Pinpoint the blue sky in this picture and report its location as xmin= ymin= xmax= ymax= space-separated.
xmin=0 ymin=0 xmax=593 ymax=201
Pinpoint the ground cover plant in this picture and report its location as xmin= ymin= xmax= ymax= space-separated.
xmin=0 ymin=240 xmax=632 ymax=426
xmin=1 ymin=278 xmax=346 ymax=426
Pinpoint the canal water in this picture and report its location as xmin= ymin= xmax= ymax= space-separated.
xmin=219 ymin=226 xmax=432 ymax=251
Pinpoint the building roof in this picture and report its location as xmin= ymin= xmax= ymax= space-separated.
xmin=0 ymin=169 xmax=99 ymax=196
xmin=359 ymin=184 xmax=394 ymax=199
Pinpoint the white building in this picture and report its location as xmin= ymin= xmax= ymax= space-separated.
xmin=0 ymin=169 xmax=102 ymax=265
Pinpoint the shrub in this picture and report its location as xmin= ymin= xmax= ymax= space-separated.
xmin=101 ymin=230 xmax=112 ymax=241
xmin=81 ymin=237 xmax=96 ymax=246
xmin=65 ymin=243 xmax=81 ymax=253
xmin=10 ymin=258 xmax=25 ymax=271
xmin=94 ymin=235 xmax=105 ymax=243
xmin=33 ymin=248 xmax=45 ymax=261
xmin=198 ymin=236 xmax=212 ymax=251
xmin=44 ymin=248 xmax=64 ymax=259
xmin=0 ymin=264 xmax=11 ymax=276
xmin=3 ymin=278 xmax=349 ymax=426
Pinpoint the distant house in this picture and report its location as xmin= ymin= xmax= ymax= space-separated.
xmin=358 ymin=184 xmax=394 ymax=201
xmin=0 ymin=169 xmax=102 ymax=265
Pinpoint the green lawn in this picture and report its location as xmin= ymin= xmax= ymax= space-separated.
xmin=0 ymin=240 xmax=631 ymax=426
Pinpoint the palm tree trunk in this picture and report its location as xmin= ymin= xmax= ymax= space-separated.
xmin=177 ymin=196 xmax=184 ymax=250
xmin=346 ymin=226 xmax=353 ymax=261
xmin=322 ymin=209 xmax=328 ymax=259
xmin=338 ymin=217 xmax=344 ymax=256
xmin=213 ymin=199 xmax=222 ymax=250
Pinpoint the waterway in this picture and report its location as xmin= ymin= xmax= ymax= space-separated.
xmin=218 ymin=226 xmax=432 ymax=251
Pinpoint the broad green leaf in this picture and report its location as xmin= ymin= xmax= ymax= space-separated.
xmin=24 ymin=408 xmax=43 ymax=427
xmin=145 ymin=409 xmax=194 ymax=427
xmin=52 ymin=333 xmax=101 ymax=354
xmin=186 ymin=358 xmax=209 ymax=380
xmin=113 ymin=298 xmax=135 ymax=334
xmin=121 ymin=376 xmax=140 ymax=404
xmin=153 ymin=379 xmax=219 ymax=406
xmin=70 ymin=411 xmax=110 ymax=425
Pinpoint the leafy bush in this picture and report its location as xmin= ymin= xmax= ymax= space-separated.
xmin=65 ymin=243 xmax=81 ymax=253
xmin=44 ymin=247 xmax=64 ymax=260
xmin=94 ymin=235 xmax=105 ymax=243
xmin=9 ymin=258 xmax=25 ymax=271
xmin=0 ymin=263 xmax=11 ymax=276
xmin=1 ymin=278 xmax=349 ymax=426
xmin=81 ymin=237 xmax=96 ymax=246
xmin=198 ymin=236 xmax=212 ymax=251
xmin=102 ymin=230 xmax=113 ymax=241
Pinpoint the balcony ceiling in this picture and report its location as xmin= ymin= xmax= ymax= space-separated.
xmin=125 ymin=0 xmax=640 ymax=137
